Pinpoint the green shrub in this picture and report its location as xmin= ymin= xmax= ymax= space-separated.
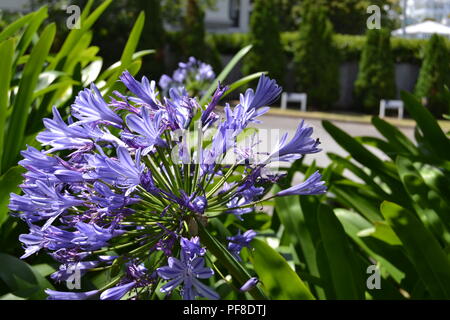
xmin=354 ymin=29 xmax=396 ymax=113
xmin=208 ymin=32 xmax=431 ymax=64
xmin=242 ymin=0 xmax=285 ymax=85
xmin=182 ymin=0 xmax=206 ymax=60
xmin=138 ymin=0 xmax=165 ymax=79
xmin=0 ymin=0 xmax=150 ymax=287
xmin=294 ymin=1 xmax=339 ymax=108
xmin=415 ymin=34 xmax=450 ymax=117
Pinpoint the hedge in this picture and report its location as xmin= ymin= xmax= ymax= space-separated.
xmin=207 ymin=32 xmax=450 ymax=64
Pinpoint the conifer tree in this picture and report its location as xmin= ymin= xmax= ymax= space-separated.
xmin=294 ymin=1 xmax=339 ymax=108
xmin=183 ymin=0 xmax=207 ymax=60
xmin=415 ymin=34 xmax=450 ymax=117
xmin=243 ymin=0 xmax=285 ymax=86
xmin=354 ymin=28 xmax=396 ymax=113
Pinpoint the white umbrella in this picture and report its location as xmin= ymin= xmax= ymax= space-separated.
xmin=392 ymin=21 xmax=450 ymax=37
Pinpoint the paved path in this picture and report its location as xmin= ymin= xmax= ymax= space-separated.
xmin=250 ymin=113 xmax=416 ymax=168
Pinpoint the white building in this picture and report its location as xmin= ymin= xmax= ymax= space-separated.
xmin=0 ymin=0 xmax=29 ymax=11
xmin=205 ymin=0 xmax=251 ymax=33
xmin=403 ymin=0 xmax=450 ymax=25
xmin=0 ymin=0 xmax=253 ymax=32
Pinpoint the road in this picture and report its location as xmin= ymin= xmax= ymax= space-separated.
xmin=249 ymin=113 xmax=416 ymax=169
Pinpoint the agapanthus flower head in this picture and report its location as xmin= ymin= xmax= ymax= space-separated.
xmin=9 ymin=68 xmax=325 ymax=300
xmin=159 ymin=57 xmax=215 ymax=96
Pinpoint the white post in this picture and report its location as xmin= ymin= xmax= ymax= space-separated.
xmin=300 ymin=94 xmax=307 ymax=112
xmin=380 ymin=100 xmax=386 ymax=118
xmin=398 ymin=105 xmax=404 ymax=119
xmin=239 ymin=0 xmax=250 ymax=33
xmin=281 ymin=92 xmax=287 ymax=110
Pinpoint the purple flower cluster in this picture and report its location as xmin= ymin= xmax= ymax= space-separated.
xmin=159 ymin=57 xmax=215 ymax=96
xmin=9 ymin=69 xmax=325 ymax=300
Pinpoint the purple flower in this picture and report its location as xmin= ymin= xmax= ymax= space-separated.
xmin=51 ymin=261 xmax=99 ymax=282
xmin=164 ymin=88 xmax=197 ymax=129
xmin=10 ymin=180 xmax=84 ymax=228
xmin=227 ymin=230 xmax=257 ymax=261
xmin=120 ymin=70 xmax=160 ymax=109
xmin=201 ymin=83 xmax=228 ymax=126
xmin=157 ymin=237 xmax=218 ymax=300
xmin=159 ymin=74 xmax=172 ymax=90
xmin=122 ymin=108 xmax=166 ymax=155
xmin=226 ymin=197 xmax=254 ymax=220
xmin=97 ymin=147 xmax=144 ymax=195
xmin=100 ymin=281 xmax=136 ymax=300
xmin=37 ymin=107 xmax=93 ymax=153
xmin=269 ymin=120 xmax=321 ymax=162
xmin=178 ymin=192 xmax=208 ymax=215
xmin=72 ymin=222 xmax=124 ymax=250
xmin=181 ymin=236 xmax=206 ymax=258
xmin=239 ymin=75 xmax=282 ymax=123
xmin=72 ymin=84 xmax=123 ymax=126
xmin=249 ymin=74 xmax=282 ymax=110
xmin=158 ymin=57 xmax=215 ymax=96
xmin=45 ymin=289 xmax=99 ymax=300
xmin=276 ymin=171 xmax=326 ymax=196
xmin=9 ymin=68 xmax=324 ymax=301
xmin=240 ymin=277 xmax=259 ymax=292
xmin=18 ymin=224 xmax=77 ymax=258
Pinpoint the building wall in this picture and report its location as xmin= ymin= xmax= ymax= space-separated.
xmin=218 ymin=53 xmax=420 ymax=109
xmin=205 ymin=0 xmax=251 ymax=33
xmin=0 ymin=0 xmax=29 ymax=11
xmin=405 ymin=0 xmax=450 ymax=24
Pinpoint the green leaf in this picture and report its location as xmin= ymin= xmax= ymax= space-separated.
xmin=119 ymin=12 xmax=145 ymax=67
xmin=396 ymin=156 xmax=450 ymax=241
xmin=371 ymin=116 xmax=418 ymax=156
xmin=197 ymin=222 xmax=267 ymax=300
xmin=401 ymin=91 xmax=450 ymax=161
xmin=0 ymin=253 xmax=54 ymax=299
xmin=331 ymin=184 xmax=382 ymax=222
xmin=380 ymin=201 xmax=450 ymax=298
xmin=335 ymin=209 xmax=405 ymax=284
xmin=251 ymin=238 xmax=315 ymax=300
xmin=327 ymin=153 xmax=390 ymax=200
xmin=357 ymin=221 xmax=402 ymax=246
xmin=0 ymin=166 xmax=25 ymax=227
xmin=199 ymin=45 xmax=253 ymax=106
xmin=103 ymin=12 xmax=145 ymax=97
xmin=356 ymin=136 xmax=398 ymax=160
xmin=14 ymin=7 xmax=48 ymax=68
xmin=0 ymin=12 xmax=34 ymax=42
xmin=0 ymin=293 xmax=26 ymax=300
xmin=97 ymin=50 xmax=153 ymax=82
xmin=82 ymin=59 xmax=103 ymax=86
xmin=0 ymin=38 xmax=15 ymax=172
xmin=273 ymin=190 xmax=323 ymax=297
xmin=322 ymin=120 xmax=397 ymax=181
xmin=323 ymin=119 xmax=410 ymax=207
xmin=317 ymin=204 xmax=365 ymax=299
xmin=2 ymin=23 xmax=56 ymax=171
xmin=221 ymin=72 xmax=267 ymax=99
xmin=49 ymin=0 xmax=112 ymax=70
xmin=416 ymin=163 xmax=450 ymax=205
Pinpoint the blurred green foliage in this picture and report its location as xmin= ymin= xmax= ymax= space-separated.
xmin=0 ymin=0 xmax=151 ymax=299
xmin=294 ymin=1 xmax=339 ymax=108
xmin=415 ymin=34 xmax=450 ymax=117
xmin=355 ymin=29 xmax=397 ymax=113
xmin=273 ymin=92 xmax=450 ymax=299
xmin=242 ymin=0 xmax=285 ymax=86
